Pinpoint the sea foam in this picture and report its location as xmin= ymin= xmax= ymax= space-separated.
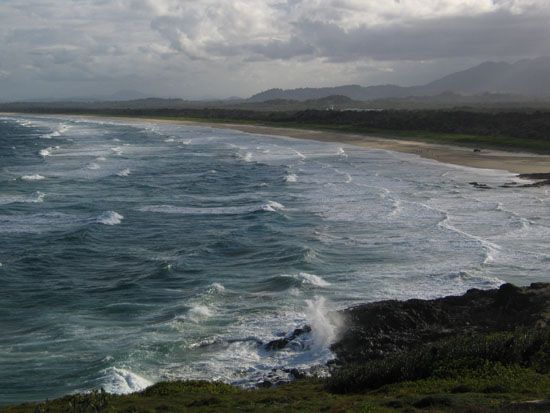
xmin=260 ymin=201 xmax=285 ymax=212
xmin=21 ymin=174 xmax=46 ymax=181
xmin=95 ymin=211 xmax=124 ymax=225
xmin=117 ymin=168 xmax=131 ymax=177
xmin=285 ymin=272 xmax=330 ymax=287
xmin=186 ymin=305 xmax=213 ymax=323
xmin=285 ymin=173 xmax=298 ymax=183
xmin=39 ymin=148 xmax=52 ymax=157
xmin=100 ymin=367 xmax=152 ymax=394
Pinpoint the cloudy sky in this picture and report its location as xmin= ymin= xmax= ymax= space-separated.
xmin=0 ymin=0 xmax=549 ymax=100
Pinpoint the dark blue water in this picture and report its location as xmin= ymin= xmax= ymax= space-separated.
xmin=1 ymin=115 xmax=548 ymax=404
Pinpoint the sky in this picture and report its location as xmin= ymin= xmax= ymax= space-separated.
xmin=0 ymin=0 xmax=549 ymax=100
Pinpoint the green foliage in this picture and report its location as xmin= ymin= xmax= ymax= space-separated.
xmin=141 ymin=380 xmax=239 ymax=396
xmin=326 ymin=328 xmax=550 ymax=394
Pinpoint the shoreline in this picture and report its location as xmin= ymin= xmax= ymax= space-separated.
xmin=83 ymin=115 xmax=550 ymax=174
xmin=3 ymin=112 xmax=550 ymax=174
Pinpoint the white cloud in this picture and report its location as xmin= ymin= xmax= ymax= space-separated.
xmin=0 ymin=0 xmax=548 ymax=99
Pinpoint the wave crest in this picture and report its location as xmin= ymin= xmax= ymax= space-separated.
xmin=99 ymin=367 xmax=152 ymax=394
xmin=95 ymin=211 xmax=124 ymax=225
xmin=21 ymin=174 xmax=46 ymax=181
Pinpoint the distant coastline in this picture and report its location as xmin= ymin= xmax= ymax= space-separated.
xmin=35 ymin=113 xmax=550 ymax=175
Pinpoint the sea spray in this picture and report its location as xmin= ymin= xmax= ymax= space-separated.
xmin=305 ymin=296 xmax=343 ymax=351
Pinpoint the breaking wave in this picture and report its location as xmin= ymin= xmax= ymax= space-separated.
xmin=95 ymin=211 xmax=124 ymax=225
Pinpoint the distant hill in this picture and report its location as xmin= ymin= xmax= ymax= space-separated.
xmin=106 ymin=89 xmax=148 ymax=101
xmin=249 ymin=57 xmax=550 ymax=102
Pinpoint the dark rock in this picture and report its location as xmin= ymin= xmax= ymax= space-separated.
xmin=516 ymin=173 xmax=550 ymax=187
xmin=265 ymin=325 xmax=311 ymax=351
xmin=518 ymin=173 xmax=550 ymax=180
xmin=284 ymin=368 xmax=307 ymax=379
xmin=469 ymin=181 xmax=491 ymax=189
xmin=332 ymin=283 xmax=550 ymax=364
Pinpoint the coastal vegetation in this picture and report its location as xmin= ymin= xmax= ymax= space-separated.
xmin=3 ymin=329 xmax=549 ymax=412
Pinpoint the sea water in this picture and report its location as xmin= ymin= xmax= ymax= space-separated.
xmin=0 ymin=115 xmax=548 ymax=404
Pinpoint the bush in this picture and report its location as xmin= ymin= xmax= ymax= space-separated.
xmin=326 ymin=328 xmax=549 ymax=393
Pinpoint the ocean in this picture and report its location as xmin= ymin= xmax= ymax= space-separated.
xmin=0 ymin=115 xmax=548 ymax=404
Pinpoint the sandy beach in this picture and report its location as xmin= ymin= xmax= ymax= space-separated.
xmin=4 ymin=113 xmax=550 ymax=174
xmin=106 ymin=116 xmax=550 ymax=175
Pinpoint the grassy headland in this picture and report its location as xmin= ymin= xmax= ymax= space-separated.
xmin=3 ymin=283 xmax=549 ymax=412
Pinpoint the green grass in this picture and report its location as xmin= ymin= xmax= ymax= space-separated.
xmin=3 ymin=329 xmax=549 ymax=412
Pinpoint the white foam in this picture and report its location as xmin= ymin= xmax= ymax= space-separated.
xmin=87 ymin=162 xmax=101 ymax=170
xmin=111 ymin=147 xmax=123 ymax=155
xmin=285 ymin=173 xmax=298 ymax=183
xmin=0 ymin=191 xmax=45 ymax=205
xmin=337 ymin=147 xmax=347 ymax=157
xmin=186 ymin=305 xmax=213 ymax=323
xmin=138 ymin=201 xmax=285 ymax=215
xmin=438 ymin=216 xmax=502 ymax=265
xmin=285 ymin=272 xmax=330 ymax=287
xmin=293 ymin=149 xmax=306 ymax=160
xmin=39 ymin=148 xmax=52 ymax=157
xmin=41 ymin=123 xmax=70 ymax=139
xmin=21 ymin=174 xmax=46 ymax=181
xmin=100 ymin=367 xmax=152 ymax=394
xmin=209 ymin=283 xmax=225 ymax=293
xmin=95 ymin=211 xmax=124 ymax=225
xmin=117 ymin=168 xmax=131 ymax=177
xmin=260 ymin=200 xmax=285 ymax=212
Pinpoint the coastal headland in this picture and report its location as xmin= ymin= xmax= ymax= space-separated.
xmin=4 ymin=283 xmax=549 ymax=412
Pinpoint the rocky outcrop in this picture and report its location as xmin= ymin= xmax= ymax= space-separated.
xmin=331 ymin=283 xmax=550 ymax=364
xmin=517 ymin=173 xmax=550 ymax=187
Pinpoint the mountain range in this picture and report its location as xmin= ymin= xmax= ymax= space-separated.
xmin=248 ymin=57 xmax=550 ymax=102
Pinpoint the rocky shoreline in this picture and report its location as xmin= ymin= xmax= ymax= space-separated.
xmin=267 ymin=283 xmax=549 ymax=368
xmin=470 ymin=172 xmax=550 ymax=189
xmin=332 ymin=282 xmax=549 ymax=364
xmin=5 ymin=283 xmax=549 ymax=412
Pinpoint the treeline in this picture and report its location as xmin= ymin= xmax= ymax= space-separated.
xmin=2 ymin=103 xmax=550 ymax=141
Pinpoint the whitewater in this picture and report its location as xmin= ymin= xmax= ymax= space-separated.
xmin=0 ymin=115 xmax=548 ymax=405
